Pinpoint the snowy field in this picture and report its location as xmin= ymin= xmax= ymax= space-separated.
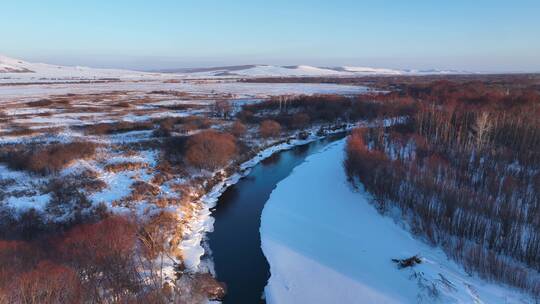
xmin=0 ymin=80 xmax=368 ymax=101
xmin=260 ymin=139 xmax=534 ymax=304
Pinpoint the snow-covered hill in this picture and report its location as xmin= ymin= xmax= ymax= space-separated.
xmin=0 ymin=54 xmax=469 ymax=84
xmin=0 ymin=54 xmax=168 ymax=83
xmin=0 ymin=55 xmax=34 ymax=73
xmin=180 ymin=64 xmax=468 ymax=77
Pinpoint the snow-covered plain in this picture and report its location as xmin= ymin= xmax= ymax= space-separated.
xmin=260 ymin=139 xmax=534 ymax=304
xmin=0 ymin=81 xmax=368 ymax=101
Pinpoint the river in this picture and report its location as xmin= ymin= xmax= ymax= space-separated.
xmin=207 ymin=135 xmax=344 ymax=304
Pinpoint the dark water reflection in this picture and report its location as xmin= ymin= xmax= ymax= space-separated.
xmin=208 ymin=134 xmax=345 ymax=304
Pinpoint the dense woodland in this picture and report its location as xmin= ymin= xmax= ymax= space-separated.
xmin=345 ymin=80 xmax=540 ymax=296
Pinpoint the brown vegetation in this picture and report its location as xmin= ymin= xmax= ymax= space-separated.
xmin=0 ymin=214 xmax=225 ymax=303
xmin=185 ymin=130 xmax=237 ymax=171
xmin=230 ymin=120 xmax=247 ymax=137
xmin=345 ymin=80 xmax=540 ymax=295
xmin=178 ymin=116 xmax=212 ymax=134
xmin=259 ymin=120 xmax=281 ymax=138
xmin=0 ymin=142 xmax=97 ymax=175
xmin=240 ymin=94 xmax=416 ymax=131
xmin=104 ymin=161 xmax=148 ymax=173
xmin=213 ymin=100 xmax=232 ymax=119
xmin=85 ymin=121 xmax=154 ymax=135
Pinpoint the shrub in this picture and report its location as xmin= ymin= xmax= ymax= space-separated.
xmin=230 ymin=121 xmax=247 ymax=137
xmin=58 ymin=216 xmax=140 ymax=300
xmin=178 ymin=116 xmax=212 ymax=134
xmin=48 ymin=177 xmax=93 ymax=218
xmin=130 ymin=181 xmax=160 ymax=201
xmin=5 ymin=261 xmax=82 ymax=304
xmin=290 ymin=113 xmax=310 ymax=129
xmin=1 ymin=142 xmax=97 ymax=175
xmin=213 ymin=100 xmax=232 ymax=119
xmin=26 ymin=99 xmax=53 ymax=107
xmin=152 ymin=117 xmax=178 ymax=137
xmin=185 ymin=130 xmax=237 ymax=170
xmin=85 ymin=121 xmax=154 ymax=135
xmin=259 ymin=120 xmax=281 ymax=138
xmin=104 ymin=162 xmax=148 ymax=173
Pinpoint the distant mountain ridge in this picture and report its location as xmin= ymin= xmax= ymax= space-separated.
xmin=0 ymin=54 xmax=167 ymax=83
xmin=160 ymin=64 xmax=469 ymax=77
xmin=0 ymin=55 xmax=35 ymax=73
xmin=1 ymin=54 xmax=470 ymax=81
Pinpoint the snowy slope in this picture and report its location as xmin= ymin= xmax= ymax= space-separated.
xmin=184 ymin=64 xmax=467 ymax=77
xmin=233 ymin=65 xmax=350 ymax=77
xmin=0 ymin=55 xmax=33 ymax=73
xmin=0 ymin=54 xmax=469 ymax=83
xmin=260 ymin=139 xmax=534 ymax=304
xmin=0 ymin=54 xmax=170 ymax=83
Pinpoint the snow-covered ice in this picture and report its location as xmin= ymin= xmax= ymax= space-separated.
xmin=260 ymin=139 xmax=534 ymax=304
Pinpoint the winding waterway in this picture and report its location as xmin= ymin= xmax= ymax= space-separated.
xmin=207 ymin=135 xmax=344 ymax=304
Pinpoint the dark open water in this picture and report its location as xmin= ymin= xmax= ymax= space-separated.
xmin=208 ymin=135 xmax=344 ymax=303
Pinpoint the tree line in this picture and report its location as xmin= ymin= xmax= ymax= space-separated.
xmin=345 ymin=80 xmax=540 ymax=296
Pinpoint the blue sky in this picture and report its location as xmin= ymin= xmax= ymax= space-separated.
xmin=2 ymin=0 xmax=539 ymax=71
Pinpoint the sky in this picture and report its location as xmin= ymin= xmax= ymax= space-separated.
xmin=1 ymin=0 xmax=539 ymax=72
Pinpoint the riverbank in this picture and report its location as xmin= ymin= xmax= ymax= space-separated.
xmin=178 ymin=123 xmax=358 ymax=273
xmin=175 ymin=117 xmax=406 ymax=289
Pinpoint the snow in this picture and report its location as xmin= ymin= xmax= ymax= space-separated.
xmin=0 ymin=54 xmax=172 ymax=83
xmin=88 ymin=150 xmax=157 ymax=206
xmin=89 ymin=171 xmax=136 ymax=203
xmin=260 ymin=139 xmax=534 ymax=304
xmin=343 ymin=66 xmax=405 ymax=75
xmin=0 ymin=54 xmax=469 ymax=85
xmin=185 ymin=64 xmax=469 ymax=77
xmin=179 ymin=124 xmax=363 ymax=272
xmin=0 ymin=81 xmax=368 ymax=101
xmin=210 ymin=65 xmax=349 ymax=77
xmin=0 ymin=164 xmax=50 ymax=215
xmin=5 ymin=194 xmax=51 ymax=214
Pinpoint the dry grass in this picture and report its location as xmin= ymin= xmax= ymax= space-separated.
xmin=103 ymin=161 xmax=148 ymax=173
xmin=0 ymin=142 xmax=98 ymax=175
xmin=85 ymin=121 xmax=154 ymax=135
xmin=129 ymin=181 xmax=160 ymax=201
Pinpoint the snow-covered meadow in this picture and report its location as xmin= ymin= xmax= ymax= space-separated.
xmin=260 ymin=139 xmax=535 ymax=304
xmin=0 ymin=60 xmax=372 ymax=295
